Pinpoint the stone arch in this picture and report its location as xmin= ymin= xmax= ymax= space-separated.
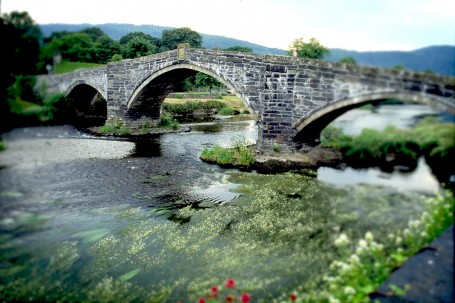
xmin=294 ymin=91 xmax=454 ymax=144
xmin=66 ymin=80 xmax=107 ymax=101
xmin=127 ymin=63 xmax=254 ymax=120
xmin=66 ymin=80 xmax=107 ymax=126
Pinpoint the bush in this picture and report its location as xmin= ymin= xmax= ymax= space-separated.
xmin=158 ymin=113 xmax=179 ymax=129
xmin=217 ymin=107 xmax=236 ymax=115
xmin=200 ymin=135 xmax=255 ymax=167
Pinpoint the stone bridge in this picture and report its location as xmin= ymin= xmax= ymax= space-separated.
xmin=37 ymin=45 xmax=455 ymax=150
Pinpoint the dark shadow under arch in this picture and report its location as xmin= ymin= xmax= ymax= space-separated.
xmin=294 ymin=91 xmax=453 ymax=145
xmin=66 ymin=83 xmax=107 ymax=126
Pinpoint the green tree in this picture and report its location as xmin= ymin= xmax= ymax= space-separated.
xmin=194 ymin=72 xmax=221 ymax=92
xmin=109 ymin=54 xmax=124 ymax=62
xmin=161 ymin=27 xmax=202 ymax=51
xmin=339 ymin=56 xmax=356 ymax=64
xmin=123 ymin=36 xmax=156 ymax=58
xmin=287 ymin=37 xmax=330 ymax=59
xmin=79 ymin=27 xmax=105 ymax=41
xmin=1 ymin=10 xmax=43 ymax=44
xmin=224 ymin=46 xmax=253 ymax=53
xmin=119 ymin=32 xmax=161 ymax=48
xmin=43 ymin=32 xmax=97 ymax=63
xmin=95 ymin=35 xmax=122 ymax=63
xmin=1 ymin=12 xmax=42 ymax=131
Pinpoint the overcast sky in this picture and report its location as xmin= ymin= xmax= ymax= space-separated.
xmin=2 ymin=0 xmax=455 ymax=51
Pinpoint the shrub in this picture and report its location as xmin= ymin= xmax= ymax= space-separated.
xmin=218 ymin=107 xmax=236 ymax=115
xmin=158 ymin=113 xmax=179 ymax=129
xmin=200 ymin=135 xmax=255 ymax=167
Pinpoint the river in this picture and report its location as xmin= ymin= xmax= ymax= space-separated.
xmin=0 ymin=104 xmax=452 ymax=302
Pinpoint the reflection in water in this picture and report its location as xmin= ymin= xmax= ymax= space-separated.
xmin=130 ymin=138 xmax=162 ymax=158
xmin=318 ymin=158 xmax=440 ymax=193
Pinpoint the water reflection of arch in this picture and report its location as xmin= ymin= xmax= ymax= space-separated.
xmin=294 ymin=91 xmax=455 ymax=144
xmin=129 ymin=137 xmax=162 ymax=158
xmin=126 ymin=64 xmax=254 ymax=119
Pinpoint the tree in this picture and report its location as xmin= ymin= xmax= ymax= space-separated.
xmin=79 ymin=27 xmax=105 ymax=42
xmin=194 ymin=72 xmax=221 ymax=92
xmin=339 ymin=56 xmax=356 ymax=64
xmin=123 ymin=36 xmax=156 ymax=59
xmin=161 ymin=27 xmax=202 ymax=51
xmin=1 ymin=13 xmax=42 ymax=131
xmin=287 ymin=37 xmax=330 ymax=59
xmin=119 ymin=32 xmax=161 ymax=49
xmin=95 ymin=35 xmax=122 ymax=63
xmin=42 ymin=32 xmax=97 ymax=63
xmin=393 ymin=64 xmax=405 ymax=71
xmin=1 ymin=10 xmax=43 ymax=44
xmin=224 ymin=46 xmax=253 ymax=53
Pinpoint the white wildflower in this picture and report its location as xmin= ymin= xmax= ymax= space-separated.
xmin=334 ymin=233 xmax=350 ymax=247
xmin=349 ymin=254 xmax=361 ymax=264
xmin=344 ymin=286 xmax=356 ymax=295
xmin=408 ymin=220 xmax=421 ymax=229
xmin=365 ymin=231 xmax=374 ymax=242
xmin=328 ymin=296 xmax=341 ymax=303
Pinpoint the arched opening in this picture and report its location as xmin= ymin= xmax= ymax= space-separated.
xmin=66 ymin=83 xmax=107 ymax=127
xmin=294 ymin=92 xmax=453 ymax=145
xmin=127 ymin=64 xmax=252 ymax=121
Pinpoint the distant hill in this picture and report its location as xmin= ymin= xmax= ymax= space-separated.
xmin=326 ymin=46 xmax=455 ymax=76
xmin=39 ymin=23 xmax=454 ymax=76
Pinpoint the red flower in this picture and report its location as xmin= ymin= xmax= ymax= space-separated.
xmin=198 ymin=298 xmax=206 ymax=303
xmin=225 ymin=278 xmax=236 ymax=288
xmin=290 ymin=293 xmax=297 ymax=301
xmin=225 ymin=295 xmax=236 ymax=302
xmin=208 ymin=286 xmax=219 ymax=298
xmin=241 ymin=293 xmax=251 ymax=303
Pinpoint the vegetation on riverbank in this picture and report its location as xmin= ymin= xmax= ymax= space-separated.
xmin=200 ymin=135 xmax=256 ymax=167
xmin=321 ymin=117 xmax=455 ymax=171
xmin=163 ymin=95 xmax=248 ymax=116
xmin=96 ymin=114 xmax=180 ymax=135
xmin=0 ymin=140 xmax=4 ymax=151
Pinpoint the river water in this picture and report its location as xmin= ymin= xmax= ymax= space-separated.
xmin=0 ymin=104 xmax=452 ymax=302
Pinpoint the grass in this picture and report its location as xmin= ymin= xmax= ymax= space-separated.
xmin=164 ymin=95 xmax=249 ymax=113
xmin=200 ymin=135 xmax=256 ymax=167
xmin=54 ymin=61 xmax=104 ymax=74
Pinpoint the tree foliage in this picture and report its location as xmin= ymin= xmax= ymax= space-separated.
xmin=224 ymin=46 xmax=253 ymax=53
xmin=123 ymin=36 xmax=157 ymax=58
xmin=161 ymin=27 xmax=202 ymax=50
xmin=287 ymin=37 xmax=330 ymax=59
xmin=339 ymin=56 xmax=356 ymax=64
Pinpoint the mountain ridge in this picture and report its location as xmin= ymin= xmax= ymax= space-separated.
xmin=39 ymin=23 xmax=455 ymax=76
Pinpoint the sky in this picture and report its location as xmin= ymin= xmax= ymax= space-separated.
xmin=2 ymin=0 xmax=455 ymax=51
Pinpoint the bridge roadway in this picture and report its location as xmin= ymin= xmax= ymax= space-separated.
xmin=37 ymin=44 xmax=455 ymax=150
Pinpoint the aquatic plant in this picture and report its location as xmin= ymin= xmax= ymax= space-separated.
xmin=0 ymin=169 xmax=452 ymax=303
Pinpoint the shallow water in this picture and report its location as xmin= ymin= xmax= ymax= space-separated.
xmin=0 ymin=105 xmax=451 ymax=302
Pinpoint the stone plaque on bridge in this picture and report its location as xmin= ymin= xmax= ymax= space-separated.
xmin=177 ymin=43 xmax=189 ymax=60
